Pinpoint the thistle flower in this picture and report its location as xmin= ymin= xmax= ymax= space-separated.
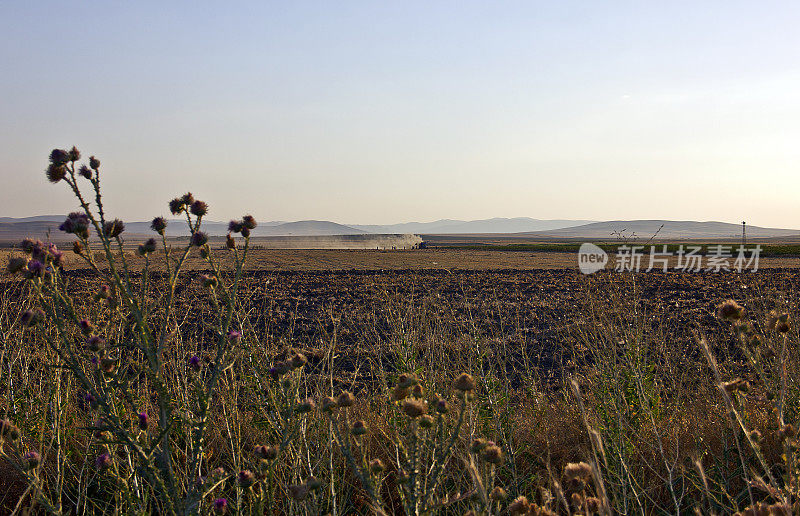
xmin=237 ymin=469 xmax=255 ymax=488
xmin=398 ymin=373 xmax=418 ymax=388
xmin=586 ymin=497 xmax=601 ymax=513
xmin=434 ymin=397 xmax=449 ymax=414
xmin=0 ymin=419 xmax=20 ymax=440
xmin=776 ymin=314 xmax=791 ymax=333
xmin=102 ymin=219 xmax=125 ymax=238
xmin=49 ymin=149 xmax=70 ymax=165
xmin=227 ymin=330 xmax=242 ymax=342
xmin=490 ymin=486 xmax=507 ymax=501
xmin=779 ymin=424 xmax=796 ymax=440
xmin=189 ymin=355 xmax=201 ymax=371
xmin=169 ymin=198 xmax=185 ymax=215
xmin=89 ymin=156 xmax=100 ymax=170
xmin=100 ymin=357 xmax=117 ymax=375
xmin=288 ymin=483 xmax=310 ymax=501
xmin=7 ymin=257 xmax=27 ymax=274
xmin=68 ymin=146 xmax=80 ymax=161
xmin=369 ymin=458 xmax=385 ymax=474
xmin=411 ymin=384 xmax=424 ymax=398
xmin=482 ymin=444 xmax=504 ymax=464
xmin=84 ymin=337 xmax=104 ymax=353
xmin=95 ymin=453 xmax=112 ymax=471
xmin=181 ymin=192 xmax=195 ymax=205
xmin=564 ymin=461 xmax=592 ymax=481
xmin=470 ymin=438 xmax=488 ymax=453
xmin=151 ymin=216 xmax=168 ymax=234
xmin=508 ymin=496 xmax=530 ymax=515
xmin=76 ymin=164 xmax=92 ymax=179
xmin=290 ymin=352 xmax=307 ymax=369
xmin=297 ymin=398 xmax=316 ymax=413
xmin=226 ymin=234 xmax=236 ymax=249
xmin=212 ymin=498 xmax=228 ymax=514
xmin=351 ymin=420 xmax=367 ymax=435
xmin=97 ymin=284 xmax=111 ymax=299
xmin=46 ymin=163 xmax=66 ymax=183
xmin=241 ymin=227 xmax=250 ymax=237
xmin=191 ymin=231 xmax=208 ymax=247
xmin=391 ymin=385 xmax=410 ymax=401
xmin=79 ymin=319 xmax=93 ymax=335
xmin=401 ymin=399 xmax=427 ymax=418
xmin=199 ymin=274 xmax=217 ymax=288
xmin=20 ymin=238 xmax=38 ymax=253
xmin=23 ymin=451 xmax=41 ymax=470
xmin=138 ymin=412 xmax=148 ymax=431
xmin=419 ymin=414 xmax=434 ymax=428
xmin=190 ymin=200 xmax=208 ymax=216
xmin=254 ymin=445 xmax=278 ymax=461
xmin=60 ymin=212 xmax=90 ymax=235
xmin=20 ymin=309 xmax=44 ymax=327
xmin=228 ymin=220 xmax=243 ymax=233
xmin=241 ymin=214 xmax=256 ymax=229
xmin=716 ymin=299 xmax=744 ymax=322
xmin=138 ymin=238 xmax=157 ymax=256
xmin=337 ymin=391 xmax=355 ymax=408
xmin=453 ymin=373 xmax=476 ymax=392
xmin=321 ymin=396 xmax=337 ymax=413
xmin=305 ymin=476 xmax=322 ymax=490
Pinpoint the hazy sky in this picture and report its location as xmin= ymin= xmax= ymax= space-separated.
xmin=1 ymin=1 xmax=799 ymax=227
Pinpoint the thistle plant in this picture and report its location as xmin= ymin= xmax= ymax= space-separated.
xmin=1 ymin=147 xmax=255 ymax=515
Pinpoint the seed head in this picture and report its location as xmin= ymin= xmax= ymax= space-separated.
xmin=23 ymin=451 xmax=41 ymax=469
xmin=351 ymin=420 xmax=367 ymax=435
xmin=490 ymin=486 xmax=507 ymax=501
xmin=228 ymin=220 xmax=243 ymax=233
xmin=419 ymin=414 xmax=435 ymax=428
xmin=398 ymin=373 xmax=418 ymax=388
xmin=79 ymin=319 xmax=93 ymax=335
xmin=102 ymin=219 xmax=125 ymax=238
xmin=453 ymin=373 xmax=476 ymax=392
xmin=241 ymin=227 xmax=250 ymax=237
xmin=20 ymin=309 xmax=44 ymax=327
xmin=297 ymin=398 xmax=316 ymax=413
xmin=190 ymin=200 xmax=208 ymax=216
xmin=191 ymin=231 xmax=208 ymax=247
xmin=779 ymin=424 xmax=796 ymax=440
xmin=391 ymin=385 xmax=410 ymax=401
xmin=68 ymin=146 xmax=80 ymax=161
xmin=46 ymin=163 xmax=67 ymax=183
xmin=337 ymin=391 xmax=355 ymax=408
xmin=716 ymin=299 xmax=744 ymax=321
xmin=148 ymin=217 xmax=167 ymax=235
xmin=508 ymin=496 xmax=530 ymax=515
xmin=470 ymin=438 xmax=488 ymax=453
xmin=213 ymin=498 xmax=228 ymax=514
xmin=86 ymin=336 xmax=105 ymax=352
xmin=7 ymin=257 xmax=27 ymax=274
xmin=290 ymin=352 xmax=307 ymax=369
xmin=435 ymin=397 xmax=449 ymax=414
xmin=564 ymin=461 xmax=592 ymax=481
xmin=369 ymin=458 xmax=385 ymax=473
xmin=482 ymin=444 xmax=504 ymax=464
xmin=169 ymin=198 xmax=185 ymax=215
xmin=305 ymin=476 xmax=322 ymax=490
xmin=49 ymin=149 xmax=70 ymax=165
xmin=321 ymin=396 xmax=337 ymax=413
xmin=95 ymin=453 xmax=112 ymax=471
xmin=401 ymin=399 xmax=427 ymax=418
xmin=189 ymin=355 xmax=202 ymax=371
xmin=254 ymin=445 xmax=278 ymax=461
xmin=100 ymin=357 xmax=116 ymax=375
xmin=237 ymin=469 xmax=255 ymax=488
xmin=0 ymin=419 xmax=20 ymax=440
xmin=288 ymin=483 xmax=310 ymax=501
xmin=199 ymin=274 xmax=217 ymax=288
xmin=586 ymin=497 xmax=601 ymax=513
xmin=89 ymin=156 xmax=100 ymax=170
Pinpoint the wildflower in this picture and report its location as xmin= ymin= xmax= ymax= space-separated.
xmin=97 ymin=284 xmax=111 ymax=299
xmin=102 ymin=219 xmax=125 ymax=238
xmin=570 ymin=492 xmax=583 ymax=509
xmin=213 ymin=498 xmax=228 ymax=514
xmin=100 ymin=357 xmax=117 ymax=375
xmin=199 ymin=274 xmax=217 ymax=288
xmin=716 ymin=299 xmax=744 ymax=321
xmin=776 ymin=314 xmax=791 ymax=333
xmin=78 ymin=164 xmax=92 ymax=179
xmin=419 ymin=415 xmax=435 ymax=428
xmin=305 ymin=476 xmax=322 ymax=490
xmin=453 ymin=373 xmax=476 ymax=392
xmin=237 ymin=470 xmax=255 ymax=488
xmin=586 ymin=497 xmax=601 ymax=513
xmin=288 ymin=483 xmax=310 ymax=501
xmin=86 ymin=336 xmax=105 ymax=352
xmin=191 ymin=231 xmax=208 ymax=247
xmin=0 ymin=419 xmax=20 ymax=440
xmin=169 ymin=198 xmax=185 ymax=215
xmin=79 ymin=319 xmax=93 ymax=335
xmin=435 ymin=397 xmax=449 ymax=414
xmin=151 ymin=216 xmax=168 ymax=234
xmin=290 ymin=352 xmax=307 ymax=369
xmin=188 ymin=355 xmax=201 ymax=371
xmin=391 ymin=385 xmax=410 ymax=401
xmin=351 ymin=420 xmax=367 ymax=436
xmin=402 ymin=399 xmax=427 ymax=418
xmin=411 ymin=384 xmax=424 ymax=398
xmin=490 ymin=486 xmax=507 ymax=501
xmin=227 ymin=330 xmax=242 ymax=343
xmin=779 ymin=424 xmax=796 ymax=440
xmin=749 ymin=429 xmax=762 ymax=443
xmin=254 ymin=445 xmax=278 ymax=461
xmin=482 ymin=444 xmax=504 ymax=465
xmin=241 ymin=227 xmax=250 ymax=237
xmin=297 ymin=398 xmax=316 ymax=413
xmin=27 ymin=260 xmax=44 ymax=277
xmin=190 ymin=200 xmax=208 ymax=216
xmin=337 ymin=391 xmax=355 ymax=408
xmin=137 ymin=412 xmax=148 ymax=431
xmin=398 ymin=373 xmax=418 ymax=388
xmin=49 ymin=149 xmax=70 ymax=165
xmin=508 ymin=496 xmax=530 ymax=515
xmin=470 ymin=438 xmax=488 ymax=453
xmin=23 ymin=451 xmax=41 ymax=469
xmin=138 ymin=238 xmax=157 ymax=256
xmin=242 ymin=215 xmax=257 ymax=229
xmin=20 ymin=309 xmax=44 ymax=327
xmin=68 ymin=146 xmax=80 ymax=161
xmin=89 ymin=156 xmax=100 ymax=170
xmin=369 ymin=458 xmax=385 ymax=474
xmin=211 ymin=467 xmax=226 ymax=478
xmin=564 ymin=461 xmax=592 ymax=481
xmin=59 ymin=212 xmax=89 ymax=235
xmin=181 ymin=192 xmax=195 ymax=205
xmin=226 ymin=234 xmax=236 ymax=249
xmin=46 ymin=163 xmax=67 ymax=183
xmin=321 ymin=396 xmax=337 ymax=413
xmin=7 ymin=257 xmax=27 ymax=274
xmin=95 ymin=453 xmax=112 ymax=471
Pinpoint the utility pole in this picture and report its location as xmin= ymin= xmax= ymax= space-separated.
xmin=742 ymin=221 xmax=746 ymax=247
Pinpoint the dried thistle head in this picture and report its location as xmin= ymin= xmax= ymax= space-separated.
xmin=482 ymin=444 xmax=504 ymax=465
xmin=290 ymin=352 xmax=307 ymax=369
xmin=490 ymin=486 xmax=507 ymax=501
xmin=586 ymin=497 xmax=601 ymax=513
xmin=297 ymin=398 xmax=316 ymax=413
xmin=254 ymin=445 xmax=278 ymax=461
xmin=212 ymin=498 xmax=228 ymax=514
xmin=23 ymin=451 xmax=41 ymax=470
xmin=398 ymin=373 xmax=418 ymax=388
xmin=351 ymin=420 xmax=367 ymax=435
xmin=190 ymin=200 xmax=208 ymax=216
xmin=0 ymin=419 xmax=20 ymax=440
xmin=190 ymin=231 xmax=208 ymax=247
xmin=563 ymin=461 xmax=592 ymax=482
xmin=453 ymin=373 xmax=476 ymax=392
xmin=337 ymin=391 xmax=355 ymax=408
xmin=46 ymin=163 xmax=67 ymax=183
xmin=419 ymin=415 xmax=435 ymax=428
xmin=288 ymin=483 xmax=310 ymax=501
xmin=7 ymin=257 xmax=27 ymax=274
xmin=507 ymin=496 xmax=530 ymax=515
xmin=151 ymin=216 xmax=167 ymax=234
xmin=369 ymin=458 xmax=385 ymax=474
xmin=321 ymin=396 xmax=338 ymax=413
xmin=102 ymin=219 xmax=125 ymax=238
xmin=242 ymin=215 xmax=257 ymax=230
xmin=237 ymin=470 xmax=255 ymax=488
xmin=49 ymin=149 xmax=70 ymax=165
xmin=391 ymin=385 xmax=410 ymax=401
xmin=716 ymin=299 xmax=744 ymax=322
xmin=401 ymin=399 xmax=427 ymax=418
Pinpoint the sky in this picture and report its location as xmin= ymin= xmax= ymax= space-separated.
xmin=1 ymin=1 xmax=799 ymax=227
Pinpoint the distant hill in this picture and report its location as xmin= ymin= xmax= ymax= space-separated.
xmin=520 ymin=220 xmax=800 ymax=240
xmin=352 ymin=217 xmax=595 ymax=234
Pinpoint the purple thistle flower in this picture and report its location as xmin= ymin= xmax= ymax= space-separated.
xmin=151 ymin=216 xmax=167 ymax=234
xmin=46 ymin=163 xmax=66 ymax=183
xmin=95 ymin=453 xmax=112 ymax=471
xmin=89 ymin=156 xmax=100 ymax=170
xmin=181 ymin=192 xmax=195 ymax=205
xmin=102 ymin=219 xmax=125 ymax=238
xmin=213 ymin=498 xmax=228 ymax=514
xmin=49 ymin=149 xmax=70 ymax=165
xmin=20 ymin=238 xmax=38 ymax=254
xmin=68 ymin=146 xmax=80 ymax=162
xmin=242 ymin=215 xmax=257 ymax=230
xmin=227 ymin=330 xmax=242 ymax=343
xmin=228 ymin=220 xmax=243 ymax=233
xmin=78 ymin=319 xmax=93 ymax=335
xmin=23 ymin=451 xmax=41 ymax=469
xmin=190 ymin=231 xmax=208 ymax=247
xmin=169 ymin=198 xmax=184 ymax=215
xmin=137 ymin=412 xmax=148 ymax=431
xmin=189 ymin=355 xmax=201 ymax=371
xmin=78 ymin=164 xmax=92 ymax=179
xmin=27 ymin=260 xmax=44 ymax=277
xmin=190 ymin=200 xmax=208 ymax=216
